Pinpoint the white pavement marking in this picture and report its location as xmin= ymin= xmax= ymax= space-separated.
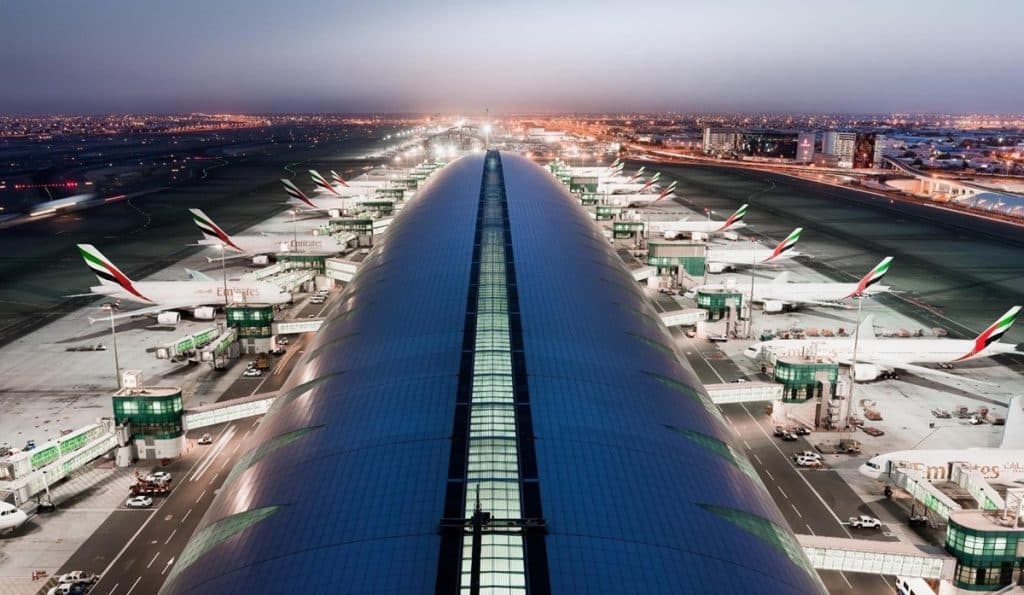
xmin=165 ymin=528 xmax=177 ymax=544
xmin=181 ymin=508 xmax=192 ymax=524
xmin=740 ymin=402 xmax=853 ymax=536
xmin=791 ymin=503 xmax=803 ymax=518
xmin=95 ymin=433 xmax=221 ymax=591
xmin=191 ymin=425 xmax=236 ymax=482
xmin=742 ymin=440 xmax=751 ymax=449
xmin=764 ymin=470 xmax=775 ymax=481
xmin=125 ymin=576 xmax=142 ymax=595
xmin=107 ymin=583 xmax=119 ymax=595
xmin=162 ymin=557 xmax=175 ymax=576
xmin=147 ymin=552 xmax=160 ymax=569
xmin=752 ymin=454 xmax=763 ymax=465
xmin=805 ymin=524 xmax=816 ymax=535
xmin=778 ymin=487 xmax=789 ymax=499
xmin=841 ymin=572 xmax=853 ymax=589
xmin=196 ymin=490 xmax=207 ymax=504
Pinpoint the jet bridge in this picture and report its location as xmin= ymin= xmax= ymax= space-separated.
xmin=798 ymin=534 xmax=955 ymax=581
xmin=0 ymin=420 xmax=123 ymax=506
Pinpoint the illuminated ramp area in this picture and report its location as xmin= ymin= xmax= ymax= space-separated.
xmin=162 ymin=152 xmax=825 ymax=595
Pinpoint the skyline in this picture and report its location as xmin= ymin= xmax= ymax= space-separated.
xmin=2 ymin=0 xmax=1024 ymax=114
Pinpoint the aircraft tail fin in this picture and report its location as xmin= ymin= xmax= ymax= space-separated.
xmin=762 ymin=227 xmax=802 ymax=262
xmin=717 ymin=203 xmax=749 ymax=231
xmin=655 ymin=180 xmax=679 ymax=202
xmin=77 ymin=244 xmax=152 ymax=303
xmin=282 ymin=179 xmax=317 ymax=209
xmin=309 ymin=169 xmax=340 ymax=196
xmin=1000 ymin=395 xmax=1024 ymax=448
xmin=189 ymin=208 xmax=243 ymax=252
xmin=848 ymin=256 xmax=894 ymax=298
xmin=856 ymin=314 xmax=876 ymax=339
xmin=330 ymin=170 xmax=350 ymax=187
xmin=954 ymin=305 xmax=1022 ymax=362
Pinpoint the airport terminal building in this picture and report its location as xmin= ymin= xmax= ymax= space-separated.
xmin=162 ymin=152 xmax=825 ymax=594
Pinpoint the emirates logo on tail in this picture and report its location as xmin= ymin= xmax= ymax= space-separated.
xmin=954 ymin=306 xmax=1021 ymax=362
xmin=762 ymin=227 xmax=802 ymax=263
xmin=282 ymin=179 xmax=316 ymax=208
xmin=716 ymin=203 xmax=748 ymax=232
xmin=845 ymin=256 xmax=893 ymax=298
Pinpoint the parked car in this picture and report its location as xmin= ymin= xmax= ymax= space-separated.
xmin=57 ymin=571 xmax=99 ymax=585
xmin=848 ymin=515 xmax=882 ymax=529
xmin=781 ymin=432 xmax=798 ymax=442
xmin=125 ymin=496 xmax=153 ymax=508
xmin=243 ymin=368 xmax=263 ymax=378
xmin=269 ymin=347 xmax=286 ymax=356
xmin=145 ymin=471 xmax=171 ymax=484
xmin=277 ymin=337 xmax=289 ymax=345
xmin=23 ymin=440 xmax=36 ymax=451
xmin=793 ymin=426 xmax=811 ymax=436
xmin=197 ymin=433 xmax=213 ymax=445
xmin=795 ymin=456 xmax=823 ymax=468
xmin=773 ymin=426 xmax=787 ymax=437
xmin=792 ymin=451 xmax=822 ymax=463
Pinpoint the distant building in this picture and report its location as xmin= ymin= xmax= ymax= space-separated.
xmin=853 ymin=133 xmax=885 ymax=168
xmin=702 ymin=127 xmax=740 ymax=154
xmin=738 ymin=130 xmax=801 ymax=159
xmin=822 ymin=131 xmax=885 ymax=168
xmin=526 ymin=127 xmax=565 ymax=143
xmin=822 ymin=131 xmax=857 ymax=168
xmin=796 ymin=132 xmax=815 ymax=163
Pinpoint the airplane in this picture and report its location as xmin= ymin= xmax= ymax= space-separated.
xmin=704 ymin=228 xmax=802 ymax=272
xmin=742 ymin=256 xmax=894 ymax=310
xmin=310 ymin=170 xmax=383 ymax=196
xmin=0 ymin=502 xmax=28 ymax=535
xmin=281 ymin=179 xmax=364 ymax=214
xmin=598 ymin=171 xmax=661 ymax=195
xmin=744 ymin=305 xmax=1021 ymax=383
xmin=76 ymin=244 xmax=291 ymax=323
xmin=600 ymin=182 xmax=679 ymax=207
xmin=645 ymin=203 xmax=749 ymax=239
xmin=561 ymin=158 xmax=623 ymax=178
xmin=189 ymin=209 xmax=344 ymax=255
xmin=861 ymin=395 xmax=1024 ymax=482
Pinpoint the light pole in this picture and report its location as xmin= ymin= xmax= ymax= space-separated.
xmin=847 ymin=295 xmax=865 ymax=433
xmin=217 ymin=244 xmax=229 ymax=307
xmin=748 ymin=237 xmax=757 ymax=338
xmin=290 ymin=209 xmax=298 ymax=251
xmin=102 ymin=302 xmax=121 ymax=389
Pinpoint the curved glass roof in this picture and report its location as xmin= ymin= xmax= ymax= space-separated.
xmin=957 ymin=192 xmax=1024 ymax=218
xmin=162 ymin=152 xmax=825 ymax=595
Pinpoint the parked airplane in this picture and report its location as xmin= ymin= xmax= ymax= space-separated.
xmin=601 ymin=182 xmax=679 ymax=207
xmin=310 ymin=169 xmax=383 ymax=197
xmin=0 ymin=502 xmax=28 ymax=535
xmin=189 ymin=209 xmax=343 ymax=255
xmin=76 ymin=244 xmax=291 ymax=323
xmin=282 ymin=179 xmax=363 ymax=214
xmin=704 ymin=228 xmax=802 ymax=272
xmin=747 ymin=256 xmax=894 ymax=310
xmin=861 ymin=395 xmax=1024 ymax=482
xmin=598 ymin=171 xmax=661 ymax=195
xmin=745 ymin=305 xmax=1021 ymax=382
xmin=645 ymin=203 xmax=749 ymax=239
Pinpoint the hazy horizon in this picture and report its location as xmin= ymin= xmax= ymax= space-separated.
xmin=2 ymin=0 xmax=1022 ymax=115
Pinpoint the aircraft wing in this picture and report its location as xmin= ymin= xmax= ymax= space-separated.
xmin=1001 ymin=396 xmax=1024 ymax=448
xmin=841 ymin=356 xmax=996 ymax=387
xmin=87 ymin=300 xmax=208 ymax=324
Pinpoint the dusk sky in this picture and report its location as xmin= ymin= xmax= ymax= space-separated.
xmin=2 ymin=0 xmax=1022 ymax=114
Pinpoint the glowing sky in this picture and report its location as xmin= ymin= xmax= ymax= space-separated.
xmin=2 ymin=0 xmax=1021 ymax=114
